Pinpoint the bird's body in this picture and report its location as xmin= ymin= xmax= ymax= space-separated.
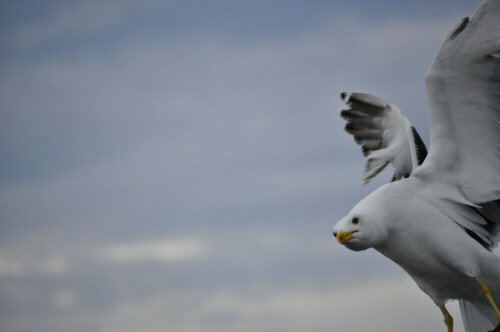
xmin=362 ymin=180 xmax=500 ymax=308
xmin=336 ymin=174 xmax=500 ymax=330
xmin=333 ymin=1 xmax=500 ymax=330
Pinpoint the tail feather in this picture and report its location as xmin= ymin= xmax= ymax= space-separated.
xmin=459 ymin=299 xmax=497 ymax=332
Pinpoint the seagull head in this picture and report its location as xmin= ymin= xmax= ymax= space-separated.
xmin=333 ymin=186 xmax=391 ymax=251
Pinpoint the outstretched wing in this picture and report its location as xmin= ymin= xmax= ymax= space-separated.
xmin=415 ymin=0 xmax=500 ymax=246
xmin=340 ymin=92 xmax=427 ymax=185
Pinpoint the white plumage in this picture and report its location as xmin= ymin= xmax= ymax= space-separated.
xmin=333 ymin=1 xmax=500 ymax=331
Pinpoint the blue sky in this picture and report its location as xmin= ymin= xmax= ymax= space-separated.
xmin=0 ymin=1 xmax=482 ymax=331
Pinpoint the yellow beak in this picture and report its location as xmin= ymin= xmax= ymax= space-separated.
xmin=336 ymin=230 xmax=358 ymax=244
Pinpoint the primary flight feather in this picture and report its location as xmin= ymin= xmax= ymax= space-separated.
xmin=332 ymin=1 xmax=500 ymax=331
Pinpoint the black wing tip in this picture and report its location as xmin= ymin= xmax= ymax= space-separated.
xmin=340 ymin=92 xmax=351 ymax=104
xmin=447 ymin=17 xmax=469 ymax=41
xmin=410 ymin=126 xmax=428 ymax=165
xmin=341 ymin=92 xmax=387 ymax=109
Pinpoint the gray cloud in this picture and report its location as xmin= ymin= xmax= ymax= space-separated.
xmin=0 ymin=1 xmax=480 ymax=331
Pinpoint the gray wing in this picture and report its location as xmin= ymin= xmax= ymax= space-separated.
xmin=340 ymin=92 xmax=427 ymax=185
xmin=416 ymin=0 xmax=500 ymax=247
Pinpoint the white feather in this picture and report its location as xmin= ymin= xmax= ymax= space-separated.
xmin=334 ymin=1 xmax=500 ymax=332
xmin=418 ymin=0 xmax=500 ymax=205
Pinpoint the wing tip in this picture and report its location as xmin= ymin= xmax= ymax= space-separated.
xmin=446 ymin=16 xmax=469 ymax=42
xmin=341 ymin=92 xmax=387 ymax=109
xmin=340 ymin=92 xmax=352 ymax=104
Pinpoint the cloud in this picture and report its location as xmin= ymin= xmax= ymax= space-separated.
xmin=0 ymin=0 xmax=168 ymax=49
xmin=102 ymin=237 xmax=209 ymax=264
xmin=0 ymin=254 xmax=69 ymax=277
xmin=98 ymin=276 xmax=466 ymax=332
xmin=0 ymin=3 xmax=481 ymax=332
xmin=0 ymin=257 xmax=24 ymax=277
xmin=0 ymin=12 xmax=456 ymax=224
xmin=52 ymin=288 xmax=79 ymax=309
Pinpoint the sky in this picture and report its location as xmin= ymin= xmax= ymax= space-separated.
xmin=0 ymin=1 xmax=486 ymax=331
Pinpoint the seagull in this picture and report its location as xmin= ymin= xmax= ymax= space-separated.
xmin=332 ymin=1 xmax=500 ymax=332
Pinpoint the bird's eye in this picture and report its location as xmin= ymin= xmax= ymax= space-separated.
xmin=352 ymin=217 xmax=360 ymax=225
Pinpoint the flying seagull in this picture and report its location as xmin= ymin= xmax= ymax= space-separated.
xmin=332 ymin=1 xmax=500 ymax=331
